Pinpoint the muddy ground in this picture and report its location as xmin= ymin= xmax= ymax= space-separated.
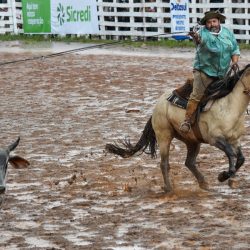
xmin=0 ymin=42 xmax=250 ymax=249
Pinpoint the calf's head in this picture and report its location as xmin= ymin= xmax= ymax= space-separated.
xmin=0 ymin=137 xmax=30 ymax=194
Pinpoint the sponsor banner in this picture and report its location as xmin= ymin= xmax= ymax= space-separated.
xmin=170 ymin=0 xmax=189 ymax=34
xmin=22 ymin=0 xmax=51 ymax=33
xmin=51 ymin=0 xmax=99 ymax=35
xmin=22 ymin=0 xmax=99 ymax=34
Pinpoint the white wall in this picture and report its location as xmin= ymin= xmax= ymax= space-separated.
xmin=0 ymin=0 xmax=22 ymax=34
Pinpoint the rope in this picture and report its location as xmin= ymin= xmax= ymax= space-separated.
xmin=0 ymin=32 xmax=189 ymax=67
xmin=0 ymin=40 xmax=122 ymax=66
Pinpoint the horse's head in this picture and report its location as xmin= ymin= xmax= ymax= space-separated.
xmin=0 ymin=137 xmax=29 ymax=194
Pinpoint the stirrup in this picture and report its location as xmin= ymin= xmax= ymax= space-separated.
xmin=179 ymin=121 xmax=191 ymax=133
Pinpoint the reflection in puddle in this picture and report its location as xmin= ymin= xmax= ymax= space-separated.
xmin=43 ymin=223 xmax=62 ymax=231
xmin=7 ymin=182 xmax=41 ymax=190
xmin=45 ymin=200 xmax=63 ymax=210
xmin=112 ymin=246 xmax=145 ymax=250
xmin=25 ymin=237 xmax=59 ymax=248
xmin=171 ymin=207 xmax=191 ymax=213
xmin=11 ymin=193 xmax=38 ymax=202
xmin=64 ymin=231 xmax=97 ymax=246
xmin=201 ymin=202 xmax=214 ymax=209
xmin=71 ymin=208 xmax=90 ymax=220
xmin=91 ymin=205 xmax=114 ymax=213
xmin=0 ymin=232 xmax=14 ymax=244
xmin=10 ymin=221 xmax=40 ymax=230
xmin=116 ymin=224 xmax=131 ymax=238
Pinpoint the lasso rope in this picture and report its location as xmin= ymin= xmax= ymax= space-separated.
xmin=0 ymin=32 xmax=188 ymax=67
xmin=0 ymin=40 xmax=122 ymax=66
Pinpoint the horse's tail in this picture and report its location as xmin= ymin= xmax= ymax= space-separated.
xmin=105 ymin=116 xmax=157 ymax=158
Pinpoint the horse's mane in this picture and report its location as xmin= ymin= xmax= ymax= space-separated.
xmin=204 ymin=64 xmax=250 ymax=101
xmin=226 ymin=63 xmax=250 ymax=90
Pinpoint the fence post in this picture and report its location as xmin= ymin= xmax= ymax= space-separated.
xmin=10 ymin=0 xmax=18 ymax=34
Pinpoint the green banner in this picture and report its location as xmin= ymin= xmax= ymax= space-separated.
xmin=22 ymin=0 xmax=51 ymax=33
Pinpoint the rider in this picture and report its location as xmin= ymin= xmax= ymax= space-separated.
xmin=179 ymin=10 xmax=240 ymax=133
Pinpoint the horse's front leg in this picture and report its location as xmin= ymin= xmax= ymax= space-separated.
xmin=215 ymin=138 xmax=237 ymax=182
xmin=235 ymin=146 xmax=245 ymax=172
xmin=227 ymin=146 xmax=245 ymax=188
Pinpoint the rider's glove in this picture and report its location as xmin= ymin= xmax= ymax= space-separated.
xmin=188 ymin=31 xmax=200 ymax=44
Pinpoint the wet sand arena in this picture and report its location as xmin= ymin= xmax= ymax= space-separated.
xmin=0 ymin=42 xmax=250 ymax=249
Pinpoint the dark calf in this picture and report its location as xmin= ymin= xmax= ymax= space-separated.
xmin=0 ymin=137 xmax=29 ymax=194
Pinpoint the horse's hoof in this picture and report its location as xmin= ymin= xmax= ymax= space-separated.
xmin=228 ymin=178 xmax=239 ymax=189
xmin=199 ymin=181 xmax=209 ymax=191
xmin=162 ymin=186 xmax=173 ymax=193
xmin=218 ymin=171 xmax=230 ymax=182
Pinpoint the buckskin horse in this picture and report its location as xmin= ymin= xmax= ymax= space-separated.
xmin=106 ymin=64 xmax=250 ymax=193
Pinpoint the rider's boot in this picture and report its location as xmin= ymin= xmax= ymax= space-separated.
xmin=179 ymin=99 xmax=200 ymax=133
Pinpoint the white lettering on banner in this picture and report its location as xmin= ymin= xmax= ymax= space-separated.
xmin=28 ymin=18 xmax=44 ymax=25
xmin=26 ymin=3 xmax=38 ymax=11
xmin=27 ymin=12 xmax=35 ymax=18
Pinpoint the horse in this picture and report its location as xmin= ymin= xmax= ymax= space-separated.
xmin=106 ymin=64 xmax=250 ymax=193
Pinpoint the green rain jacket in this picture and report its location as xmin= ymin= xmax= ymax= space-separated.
xmin=193 ymin=26 xmax=240 ymax=78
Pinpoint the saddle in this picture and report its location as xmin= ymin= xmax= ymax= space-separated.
xmin=167 ymin=71 xmax=241 ymax=141
xmin=167 ymin=73 xmax=240 ymax=111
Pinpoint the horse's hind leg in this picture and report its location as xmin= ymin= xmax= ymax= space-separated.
xmin=159 ymin=138 xmax=173 ymax=193
xmin=185 ymin=142 xmax=208 ymax=190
